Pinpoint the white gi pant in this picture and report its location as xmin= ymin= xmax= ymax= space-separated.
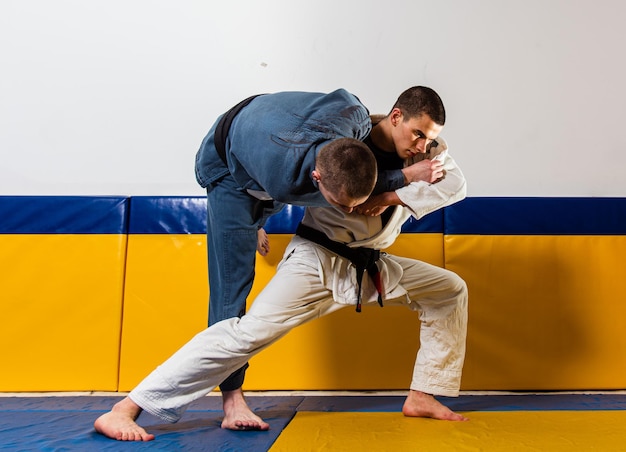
xmin=129 ymin=241 xmax=468 ymax=423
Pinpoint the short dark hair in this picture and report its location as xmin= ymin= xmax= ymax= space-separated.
xmin=317 ymin=138 xmax=377 ymax=200
xmin=392 ymin=86 xmax=446 ymax=125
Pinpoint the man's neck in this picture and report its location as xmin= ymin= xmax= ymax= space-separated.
xmin=369 ymin=116 xmax=395 ymax=153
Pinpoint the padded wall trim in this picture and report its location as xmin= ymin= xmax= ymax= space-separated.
xmin=128 ymin=196 xmax=207 ymax=234
xmin=446 ymin=197 xmax=626 ymax=235
xmin=128 ymin=197 xmax=306 ymax=234
xmin=4 ymin=196 xmax=623 ymax=236
xmin=263 ymin=205 xmax=304 ymax=233
xmin=125 ymin=197 xmax=443 ymax=235
xmin=263 ymin=205 xmax=443 ymax=233
xmin=401 ymin=209 xmax=443 ymax=233
xmin=0 ymin=196 xmax=128 ymax=234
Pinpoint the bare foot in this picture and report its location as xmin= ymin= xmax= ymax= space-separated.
xmin=257 ymin=228 xmax=270 ymax=256
xmin=221 ymin=389 xmax=270 ymax=431
xmin=94 ymin=397 xmax=155 ymax=441
xmin=402 ymin=390 xmax=468 ymax=421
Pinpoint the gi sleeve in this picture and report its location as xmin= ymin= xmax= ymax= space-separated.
xmin=395 ymin=137 xmax=467 ymax=220
xmin=372 ymin=169 xmax=405 ymax=195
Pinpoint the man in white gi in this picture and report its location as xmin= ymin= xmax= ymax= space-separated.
xmin=94 ymin=87 xmax=469 ymax=441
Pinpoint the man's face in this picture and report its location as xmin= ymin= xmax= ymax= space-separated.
xmin=315 ymin=172 xmax=368 ymax=213
xmin=391 ymin=111 xmax=443 ymax=159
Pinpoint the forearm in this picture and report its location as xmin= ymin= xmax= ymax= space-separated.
xmin=377 ymin=191 xmax=404 ymax=207
xmin=396 ymin=163 xmax=467 ymax=220
xmin=371 ymin=169 xmax=406 ymax=195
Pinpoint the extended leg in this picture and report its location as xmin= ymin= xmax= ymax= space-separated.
xmin=95 ymin=243 xmax=337 ymax=439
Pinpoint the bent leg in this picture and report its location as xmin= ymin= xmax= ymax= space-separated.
xmin=205 ymin=181 xmax=282 ymax=392
xmin=205 ymin=179 xmax=266 ymax=325
xmin=385 ymin=256 xmax=468 ymax=420
xmin=391 ymin=255 xmax=468 ymax=396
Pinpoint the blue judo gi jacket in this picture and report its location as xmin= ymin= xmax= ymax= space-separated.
xmin=195 ymin=89 xmax=401 ymax=206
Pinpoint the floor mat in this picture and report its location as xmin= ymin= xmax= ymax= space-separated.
xmin=0 ymin=394 xmax=624 ymax=451
xmin=270 ymin=410 xmax=626 ymax=451
xmin=0 ymin=395 xmax=301 ymax=452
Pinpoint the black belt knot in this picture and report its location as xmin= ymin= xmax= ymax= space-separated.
xmin=296 ymin=223 xmax=384 ymax=312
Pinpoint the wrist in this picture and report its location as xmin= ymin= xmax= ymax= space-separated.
xmin=401 ymin=168 xmax=409 ymax=185
xmin=385 ymin=191 xmax=402 ymax=206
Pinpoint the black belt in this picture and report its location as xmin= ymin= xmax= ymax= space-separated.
xmin=214 ymin=94 xmax=263 ymax=165
xmin=296 ymin=223 xmax=384 ymax=312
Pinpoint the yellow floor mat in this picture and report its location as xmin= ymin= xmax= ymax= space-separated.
xmin=271 ymin=410 xmax=626 ymax=451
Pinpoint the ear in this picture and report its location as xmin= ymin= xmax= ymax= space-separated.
xmin=311 ymin=169 xmax=321 ymax=183
xmin=390 ymin=108 xmax=403 ymax=126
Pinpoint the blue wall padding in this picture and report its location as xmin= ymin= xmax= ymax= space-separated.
xmin=263 ymin=205 xmax=304 ymax=233
xmin=4 ymin=196 xmax=625 ymax=236
xmin=0 ymin=196 xmax=128 ymax=234
xmin=129 ymin=199 xmax=307 ymax=235
xmin=401 ymin=209 xmax=443 ymax=233
xmin=263 ymin=205 xmax=444 ymax=233
xmin=128 ymin=198 xmax=307 ymax=235
xmin=264 ymin=205 xmax=442 ymax=233
xmin=128 ymin=196 xmax=208 ymax=234
xmin=123 ymin=197 xmax=442 ymax=235
xmin=445 ymin=197 xmax=626 ymax=235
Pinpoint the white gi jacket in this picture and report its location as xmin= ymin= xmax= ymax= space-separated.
xmin=286 ymin=137 xmax=467 ymax=307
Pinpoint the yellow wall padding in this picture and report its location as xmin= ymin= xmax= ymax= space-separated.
xmin=118 ymin=234 xmax=210 ymax=390
xmin=245 ymin=233 xmax=444 ymax=390
xmin=446 ymin=235 xmax=626 ymax=390
xmin=0 ymin=235 xmax=126 ymax=391
xmin=113 ymin=231 xmax=626 ymax=392
xmin=117 ymin=233 xmax=444 ymax=391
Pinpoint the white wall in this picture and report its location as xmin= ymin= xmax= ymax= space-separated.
xmin=1 ymin=0 xmax=625 ymax=197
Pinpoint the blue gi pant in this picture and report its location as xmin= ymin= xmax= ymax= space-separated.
xmin=205 ymin=174 xmax=283 ymax=390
